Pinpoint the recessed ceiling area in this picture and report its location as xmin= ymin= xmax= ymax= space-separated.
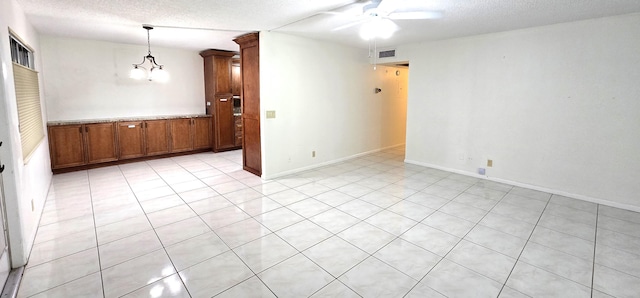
xmin=16 ymin=0 xmax=640 ymax=51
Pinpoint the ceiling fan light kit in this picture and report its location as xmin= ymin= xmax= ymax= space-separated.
xmin=130 ymin=25 xmax=169 ymax=82
xmin=360 ymin=17 xmax=396 ymax=40
xmin=332 ymin=0 xmax=442 ymax=41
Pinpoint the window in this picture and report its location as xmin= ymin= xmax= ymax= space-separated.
xmin=10 ymin=33 xmax=44 ymax=162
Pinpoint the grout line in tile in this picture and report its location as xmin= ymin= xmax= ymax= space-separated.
xmin=496 ymin=195 xmax=552 ymax=297
xmin=402 ymin=181 xmax=519 ymax=296
xmin=117 ymin=162 xmax=195 ymax=298
xmin=591 ymin=204 xmax=599 ymax=297
xmin=86 ymin=171 xmax=107 ymax=298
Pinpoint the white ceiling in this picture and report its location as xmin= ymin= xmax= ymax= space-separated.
xmin=16 ymin=0 xmax=640 ymax=52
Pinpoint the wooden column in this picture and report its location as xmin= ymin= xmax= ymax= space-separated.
xmin=233 ymin=33 xmax=261 ymax=177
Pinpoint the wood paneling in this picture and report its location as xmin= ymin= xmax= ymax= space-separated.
xmin=118 ymin=121 xmax=145 ymax=159
xmin=48 ymin=125 xmax=85 ymax=169
xmin=234 ymin=33 xmax=261 ymax=176
xmin=145 ymin=120 xmax=170 ymax=156
xmin=85 ymin=123 xmax=118 ymax=164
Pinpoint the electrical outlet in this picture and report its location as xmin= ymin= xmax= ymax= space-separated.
xmin=487 ymin=159 xmax=493 ymax=167
xmin=312 ymin=151 xmax=316 ymax=158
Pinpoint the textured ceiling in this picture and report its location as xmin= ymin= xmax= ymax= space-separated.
xmin=16 ymin=0 xmax=640 ymax=52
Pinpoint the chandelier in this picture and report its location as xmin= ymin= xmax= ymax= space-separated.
xmin=130 ymin=25 xmax=169 ymax=82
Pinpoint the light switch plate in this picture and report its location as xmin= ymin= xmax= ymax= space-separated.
xmin=266 ymin=110 xmax=276 ymax=119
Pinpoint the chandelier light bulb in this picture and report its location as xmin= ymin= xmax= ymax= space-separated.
xmin=129 ymin=65 xmax=146 ymax=80
xmin=131 ymin=25 xmax=168 ymax=83
xmin=150 ymin=67 xmax=169 ymax=83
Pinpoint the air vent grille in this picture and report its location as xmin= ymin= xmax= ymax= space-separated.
xmin=378 ymin=49 xmax=396 ymax=58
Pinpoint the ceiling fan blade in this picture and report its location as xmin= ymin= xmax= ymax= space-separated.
xmin=375 ymin=0 xmax=399 ymax=14
xmin=318 ymin=11 xmax=352 ymax=17
xmin=332 ymin=19 xmax=369 ymax=31
xmin=388 ymin=11 xmax=443 ymax=20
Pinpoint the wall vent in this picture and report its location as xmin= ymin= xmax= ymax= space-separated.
xmin=378 ymin=49 xmax=396 ymax=58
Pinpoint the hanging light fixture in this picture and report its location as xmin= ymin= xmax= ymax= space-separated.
xmin=360 ymin=16 xmax=398 ymax=40
xmin=130 ymin=25 xmax=169 ymax=82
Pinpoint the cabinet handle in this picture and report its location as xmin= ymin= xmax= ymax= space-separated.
xmin=85 ymin=126 xmax=88 ymax=133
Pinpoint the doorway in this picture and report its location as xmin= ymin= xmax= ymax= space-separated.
xmin=376 ymin=63 xmax=409 ymax=155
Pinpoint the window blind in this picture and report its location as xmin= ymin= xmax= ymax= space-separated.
xmin=13 ymin=62 xmax=44 ymax=162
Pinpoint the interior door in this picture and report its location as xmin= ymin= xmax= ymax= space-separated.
xmin=0 ymin=141 xmax=11 ymax=291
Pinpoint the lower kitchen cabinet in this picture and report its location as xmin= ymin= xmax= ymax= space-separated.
xmin=145 ymin=120 xmax=170 ymax=156
xmin=49 ymin=122 xmax=118 ymax=169
xmin=48 ymin=116 xmax=212 ymax=171
xmin=170 ymin=118 xmax=193 ymax=153
xmin=48 ymin=124 xmax=85 ymax=169
xmin=194 ymin=117 xmax=211 ymax=150
xmin=118 ymin=121 xmax=145 ymax=159
xmin=85 ymin=123 xmax=118 ymax=164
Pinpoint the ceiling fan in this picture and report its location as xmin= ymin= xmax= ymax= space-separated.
xmin=328 ymin=0 xmax=443 ymax=40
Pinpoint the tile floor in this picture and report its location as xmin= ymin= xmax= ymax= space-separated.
xmin=16 ymin=148 xmax=640 ymax=297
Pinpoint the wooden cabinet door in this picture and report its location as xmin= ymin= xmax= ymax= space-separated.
xmin=232 ymin=59 xmax=241 ymax=96
xmin=145 ymin=120 xmax=170 ymax=156
xmin=85 ymin=123 xmax=118 ymax=164
xmin=118 ymin=121 xmax=145 ymax=159
xmin=170 ymin=118 xmax=193 ymax=152
xmin=193 ymin=117 xmax=211 ymax=150
xmin=234 ymin=33 xmax=261 ymax=176
xmin=213 ymin=96 xmax=236 ymax=151
xmin=215 ymin=56 xmax=232 ymax=94
xmin=48 ymin=125 xmax=85 ymax=169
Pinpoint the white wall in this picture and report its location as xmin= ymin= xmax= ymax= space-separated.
xmin=399 ymin=13 xmax=640 ymax=210
xmin=40 ymin=36 xmax=205 ymax=121
xmin=0 ymin=0 xmax=53 ymax=267
xmin=259 ymin=32 xmax=406 ymax=179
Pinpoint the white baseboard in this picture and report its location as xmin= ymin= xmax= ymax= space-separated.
xmin=263 ymin=144 xmax=405 ymax=180
xmin=404 ymin=159 xmax=640 ymax=213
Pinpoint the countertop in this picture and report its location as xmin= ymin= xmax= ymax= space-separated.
xmin=48 ymin=114 xmax=211 ymax=126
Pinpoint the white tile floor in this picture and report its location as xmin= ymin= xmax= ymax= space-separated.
xmin=17 ymin=148 xmax=640 ymax=297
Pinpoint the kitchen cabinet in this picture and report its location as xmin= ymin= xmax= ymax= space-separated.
xmin=48 ymin=122 xmax=117 ymax=169
xmin=118 ymin=121 xmax=145 ymax=159
xmin=200 ymin=49 xmax=242 ymax=152
xmin=170 ymin=118 xmax=193 ymax=153
xmin=213 ymin=96 xmax=236 ymax=151
xmin=234 ymin=115 xmax=242 ymax=147
xmin=145 ymin=119 xmax=170 ymax=156
xmin=193 ymin=117 xmax=211 ymax=150
xmin=48 ymin=124 xmax=85 ymax=169
xmin=234 ymin=33 xmax=261 ymax=176
xmin=232 ymin=58 xmax=241 ymax=96
xmin=47 ymin=116 xmax=211 ymax=172
xmin=85 ymin=123 xmax=118 ymax=164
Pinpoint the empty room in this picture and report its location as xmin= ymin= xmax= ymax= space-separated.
xmin=0 ymin=0 xmax=639 ymax=297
